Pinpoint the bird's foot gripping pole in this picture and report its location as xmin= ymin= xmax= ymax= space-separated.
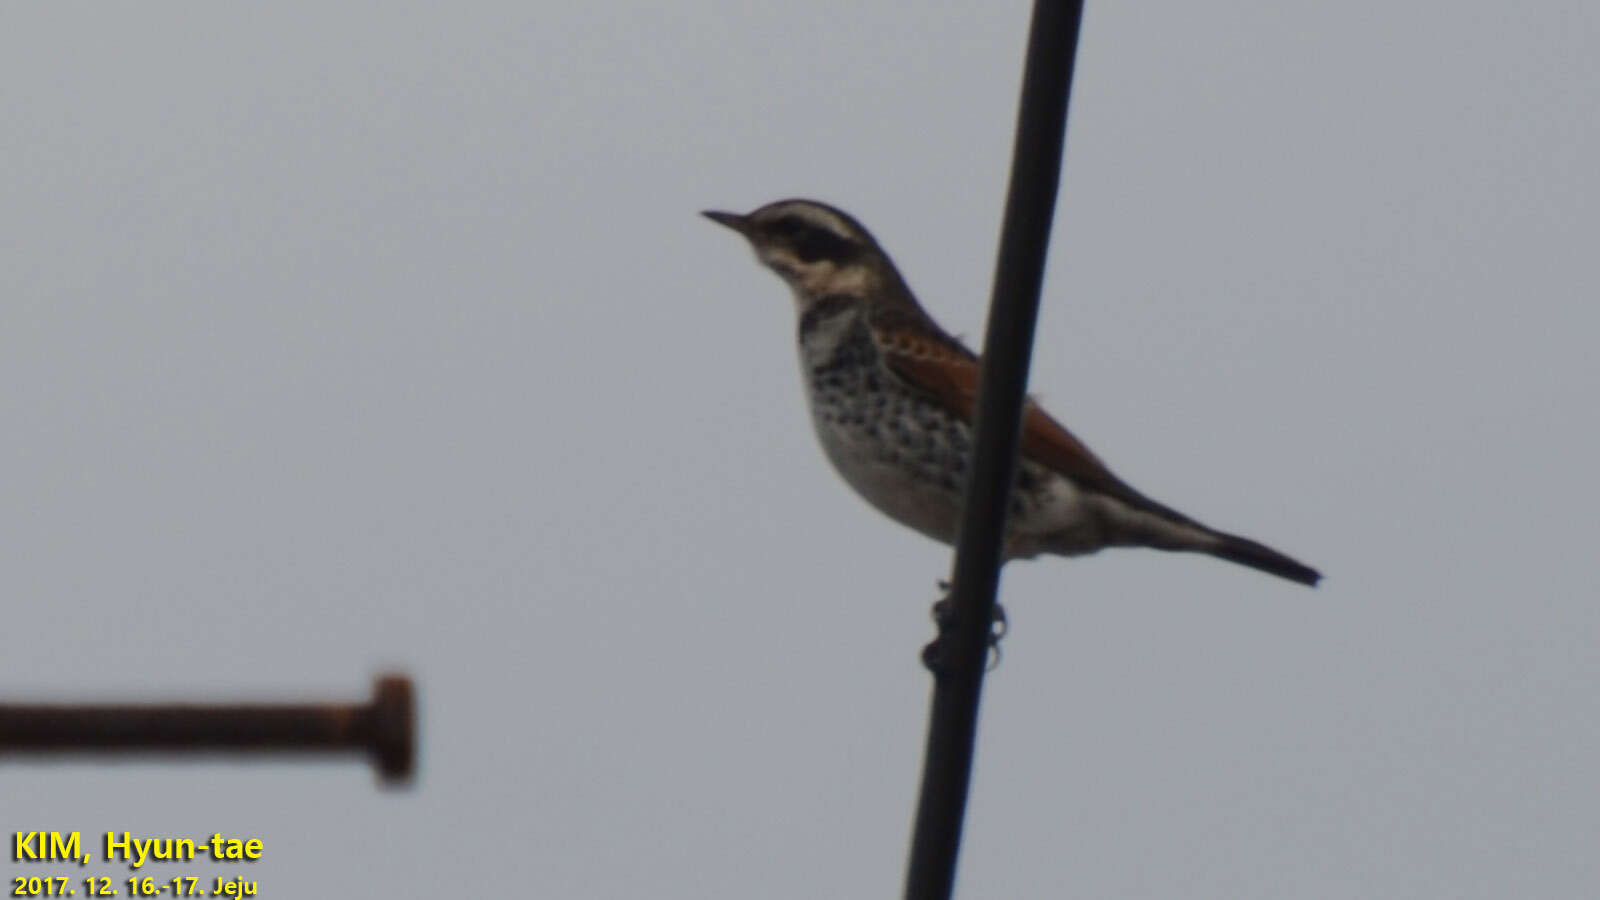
xmin=925 ymin=581 xmax=1008 ymax=673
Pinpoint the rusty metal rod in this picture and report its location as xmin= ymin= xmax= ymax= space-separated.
xmin=0 ymin=675 xmax=414 ymax=783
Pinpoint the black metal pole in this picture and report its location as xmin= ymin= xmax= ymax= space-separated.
xmin=903 ymin=2 xmax=1085 ymax=898
xmin=0 ymin=675 xmax=415 ymax=783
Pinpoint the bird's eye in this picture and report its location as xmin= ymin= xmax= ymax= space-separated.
xmin=793 ymin=227 xmax=852 ymax=263
xmin=764 ymin=215 xmax=853 ymax=263
xmin=771 ymin=216 xmax=807 ymax=237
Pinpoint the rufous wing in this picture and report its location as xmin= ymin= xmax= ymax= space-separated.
xmin=867 ymin=306 xmax=1320 ymax=585
xmin=871 ymin=309 xmax=1188 ymax=521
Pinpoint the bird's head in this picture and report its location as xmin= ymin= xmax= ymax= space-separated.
xmin=702 ymin=199 xmax=904 ymax=306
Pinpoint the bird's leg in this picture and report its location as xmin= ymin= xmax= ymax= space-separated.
xmin=923 ymin=580 xmax=1008 ymax=673
xmin=929 ymin=580 xmax=955 ymax=627
xmin=986 ymin=603 xmax=1008 ymax=672
xmin=923 ymin=580 xmax=956 ymax=672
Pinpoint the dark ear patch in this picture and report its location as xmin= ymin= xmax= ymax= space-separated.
xmin=766 ymin=218 xmax=853 ymax=264
xmin=798 ymin=228 xmax=855 ymax=263
xmin=770 ymin=215 xmax=808 ymax=237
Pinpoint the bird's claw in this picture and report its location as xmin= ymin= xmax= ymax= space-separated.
xmin=985 ymin=603 xmax=1008 ymax=671
xmin=924 ymin=579 xmax=1008 ymax=673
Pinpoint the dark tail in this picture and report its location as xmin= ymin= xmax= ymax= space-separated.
xmin=1207 ymin=532 xmax=1321 ymax=586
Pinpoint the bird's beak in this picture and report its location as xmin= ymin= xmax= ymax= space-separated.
xmin=701 ymin=209 xmax=752 ymax=236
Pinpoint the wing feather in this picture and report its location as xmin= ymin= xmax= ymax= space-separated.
xmin=869 ymin=306 xmax=1192 ymax=522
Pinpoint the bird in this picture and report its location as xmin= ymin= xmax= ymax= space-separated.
xmin=703 ymin=199 xmax=1320 ymax=587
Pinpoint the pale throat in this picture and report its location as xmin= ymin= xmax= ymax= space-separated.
xmin=775 ymin=261 xmax=878 ymax=305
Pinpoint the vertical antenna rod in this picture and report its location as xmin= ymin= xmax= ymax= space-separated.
xmin=903 ymin=2 xmax=1086 ymax=897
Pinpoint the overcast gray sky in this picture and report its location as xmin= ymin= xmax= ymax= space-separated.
xmin=4 ymin=2 xmax=1598 ymax=897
